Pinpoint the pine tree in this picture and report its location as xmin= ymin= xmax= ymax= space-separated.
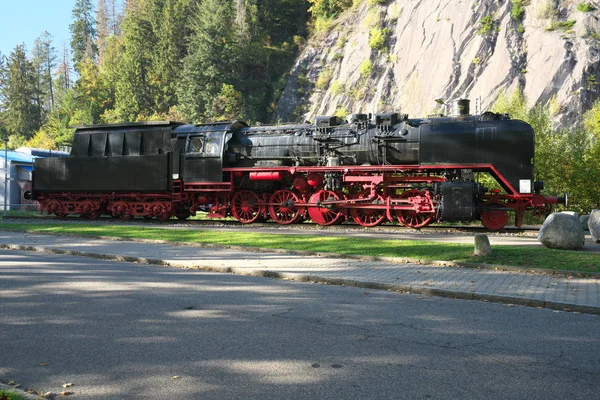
xmin=150 ymin=0 xmax=194 ymax=114
xmin=97 ymin=0 xmax=110 ymax=66
xmin=1 ymin=44 xmax=42 ymax=146
xmin=178 ymin=0 xmax=238 ymax=122
xmin=112 ymin=0 xmax=156 ymax=120
xmin=32 ymin=31 xmax=57 ymax=115
xmin=54 ymin=44 xmax=73 ymax=106
xmin=70 ymin=0 xmax=98 ymax=72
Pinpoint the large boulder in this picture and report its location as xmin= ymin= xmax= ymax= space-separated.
xmin=538 ymin=213 xmax=585 ymax=250
xmin=580 ymin=215 xmax=590 ymax=231
xmin=589 ymin=210 xmax=600 ymax=244
xmin=561 ymin=211 xmax=579 ymax=220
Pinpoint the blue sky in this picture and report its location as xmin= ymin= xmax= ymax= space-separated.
xmin=0 ymin=0 xmax=75 ymax=58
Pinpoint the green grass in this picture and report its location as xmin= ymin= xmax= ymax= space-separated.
xmin=0 ymin=389 xmax=29 ymax=400
xmin=0 ymin=222 xmax=598 ymax=273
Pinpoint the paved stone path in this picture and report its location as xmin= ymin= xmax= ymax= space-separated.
xmin=0 ymin=230 xmax=599 ymax=313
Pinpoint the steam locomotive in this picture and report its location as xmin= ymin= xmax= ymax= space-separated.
xmin=29 ymin=99 xmax=564 ymax=230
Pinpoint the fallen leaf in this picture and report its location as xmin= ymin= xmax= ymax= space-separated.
xmin=172 ymin=376 xmax=182 ymax=379
xmin=40 ymin=362 xmax=49 ymax=367
xmin=43 ymin=392 xmax=54 ymax=398
xmin=59 ymin=391 xmax=74 ymax=396
xmin=62 ymin=383 xmax=74 ymax=388
xmin=7 ymin=380 xmax=15 ymax=385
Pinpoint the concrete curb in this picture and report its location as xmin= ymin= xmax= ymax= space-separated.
xmin=1 ymin=242 xmax=598 ymax=315
xmin=3 ymin=229 xmax=598 ymax=278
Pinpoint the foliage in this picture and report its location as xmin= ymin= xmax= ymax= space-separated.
xmin=536 ymin=0 xmax=558 ymax=19
xmin=369 ymin=27 xmax=389 ymax=52
xmin=582 ymin=98 xmax=600 ymax=138
xmin=477 ymin=14 xmax=499 ymax=37
xmin=368 ymin=0 xmax=387 ymax=5
xmin=316 ymin=68 xmax=334 ymax=89
xmin=26 ymin=128 xmax=57 ymax=150
xmin=70 ymin=0 xmax=98 ymax=72
xmin=511 ymin=0 xmax=529 ymax=21
xmin=308 ymin=0 xmax=352 ymax=20
xmin=545 ymin=19 xmax=576 ymax=32
xmin=0 ymin=44 xmax=42 ymax=145
xmin=208 ymin=84 xmax=244 ymax=121
xmin=330 ymin=80 xmax=345 ymax=95
xmin=359 ymin=59 xmax=373 ymax=79
xmin=0 ymin=389 xmax=30 ymax=400
xmin=577 ymin=2 xmax=596 ymax=12
xmin=334 ymin=105 xmax=348 ymax=119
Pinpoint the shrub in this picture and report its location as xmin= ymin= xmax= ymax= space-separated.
xmin=536 ymin=0 xmax=558 ymax=19
xmin=545 ymin=19 xmax=576 ymax=32
xmin=369 ymin=27 xmax=389 ymax=51
xmin=511 ymin=0 xmax=529 ymax=21
xmin=316 ymin=68 xmax=334 ymax=90
xmin=477 ymin=14 xmax=499 ymax=37
xmin=359 ymin=59 xmax=373 ymax=79
xmin=577 ymin=2 xmax=596 ymax=12
xmin=330 ymin=80 xmax=345 ymax=95
xmin=334 ymin=105 xmax=348 ymax=119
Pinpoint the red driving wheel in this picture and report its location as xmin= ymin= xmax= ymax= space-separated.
xmin=350 ymin=194 xmax=386 ymax=227
xmin=268 ymin=190 xmax=303 ymax=225
xmin=396 ymin=190 xmax=433 ymax=228
xmin=231 ymin=191 xmax=262 ymax=224
xmin=307 ymin=190 xmax=343 ymax=226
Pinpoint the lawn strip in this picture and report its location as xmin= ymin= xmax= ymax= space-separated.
xmin=0 ymin=222 xmax=597 ymax=273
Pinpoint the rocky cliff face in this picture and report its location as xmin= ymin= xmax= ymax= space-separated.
xmin=274 ymin=0 xmax=600 ymax=125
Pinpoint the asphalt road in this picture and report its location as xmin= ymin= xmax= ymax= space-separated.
xmin=1 ymin=249 xmax=599 ymax=399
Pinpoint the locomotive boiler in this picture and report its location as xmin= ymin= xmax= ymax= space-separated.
xmin=29 ymin=99 xmax=564 ymax=230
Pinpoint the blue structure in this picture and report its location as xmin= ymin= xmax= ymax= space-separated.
xmin=1 ymin=147 xmax=69 ymax=210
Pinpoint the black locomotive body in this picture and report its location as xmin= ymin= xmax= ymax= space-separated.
xmin=30 ymin=100 xmax=563 ymax=229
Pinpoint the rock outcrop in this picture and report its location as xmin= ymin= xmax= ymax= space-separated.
xmin=538 ymin=212 xmax=585 ymax=250
xmin=275 ymin=0 xmax=600 ymax=124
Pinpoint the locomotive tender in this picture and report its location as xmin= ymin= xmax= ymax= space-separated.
xmin=30 ymin=99 xmax=564 ymax=230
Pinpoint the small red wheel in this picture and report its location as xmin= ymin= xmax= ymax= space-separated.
xmin=396 ymin=190 xmax=433 ymax=228
xmin=268 ymin=190 xmax=302 ymax=225
xmin=231 ymin=191 xmax=262 ymax=224
xmin=111 ymin=201 xmax=133 ymax=219
xmin=350 ymin=194 xmax=386 ymax=227
xmin=481 ymin=203 xmax=508 ymax=230
xmin=45 ymin=199 xmax=66 ymax=218
xmin=307 ymin=190 xmax=343 ymax=226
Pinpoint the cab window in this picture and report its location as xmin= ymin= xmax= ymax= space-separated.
xmin=187 ymin=136 xmax=204 ymax=153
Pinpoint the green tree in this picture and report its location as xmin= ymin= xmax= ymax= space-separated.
xmin=32 ymin=31 xmax=57 ymax=115
xmin=74 ymin=57 xmax=112 ymax=123
xmin=70 ymin=0 xmax=98 ymax=72
xmin=0 ymin=44 xmax=42 ymax=147
xmin=149 ymin=0 xmax=194 ymax=114
xmin=112 ymin=0 xmax=156 ymax=121
xmin=178 ymin=0 xmax=238 ymax=121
